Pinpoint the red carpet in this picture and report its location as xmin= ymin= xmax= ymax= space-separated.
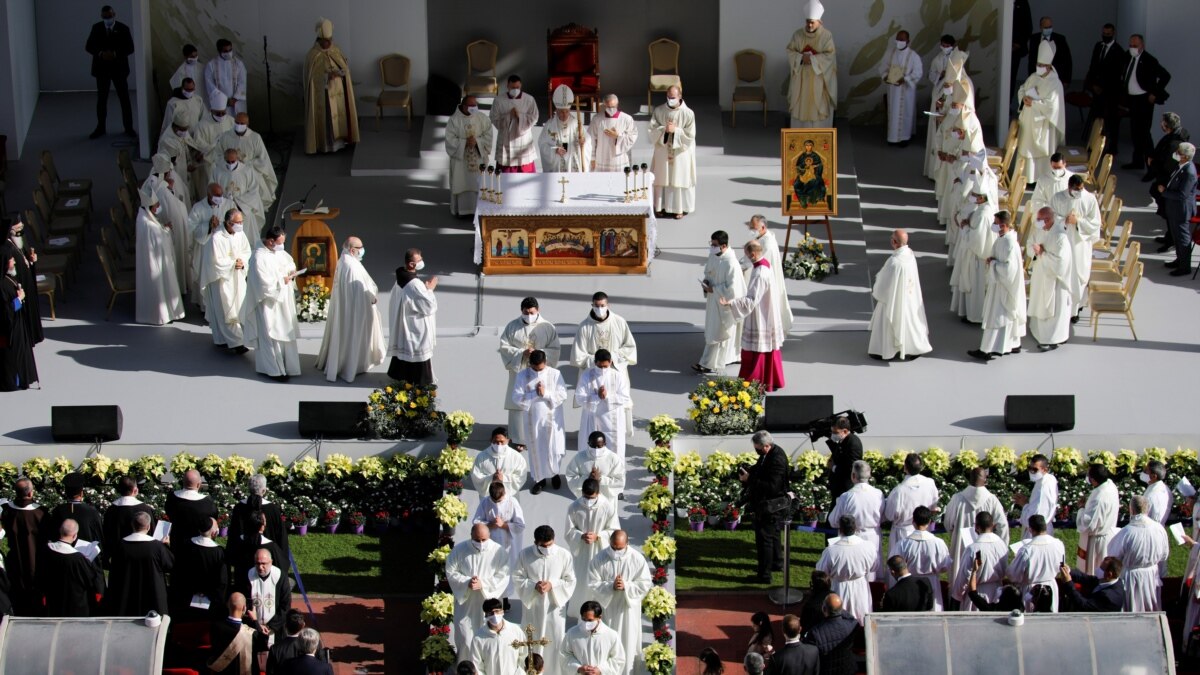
xmin=677 ymin=592 xmax=790 ymax=675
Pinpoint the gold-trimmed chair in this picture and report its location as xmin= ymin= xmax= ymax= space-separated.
xmin=647 ymin=38 xmax=681 ymax=110
xmin=376 ymin=54 xmax=412 ymax=131
xmin=1089 ymin=261 xmax=1143 ymax=341
xmin=731 ymin=49 xmax=766 ymax=127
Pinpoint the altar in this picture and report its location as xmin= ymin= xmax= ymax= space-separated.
xmin=472 ymin=172 xmax=658 ymax=275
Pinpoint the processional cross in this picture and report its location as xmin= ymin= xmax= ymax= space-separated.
xmin=511 ymin=624 xmax=551 ymax=674
xmin=558 ymin=175 xmax=571 ymax=203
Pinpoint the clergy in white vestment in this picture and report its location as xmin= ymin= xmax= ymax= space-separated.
xmin=950 ymin=511 xmax=1010 ymax=611
xmin=828 ymin=461 xmax=885 ymax=581
xmin=467 ymin=598 xmax=526 ymax=675
xmin=156 ymin=109 xmax=197 ymax=208
xmin=1050 ymin=175 xmax=1101 ymax=314
xmin=566 ymin=432 xmax=627 ymax=503
xmin=941 ymin=468 xmax=1009 ymax=584
xmin=134 ymin=191 xmax=186 ymax=326
xmin=512 ymin=349 xmax=568 ymax=494
xmin=316 ymin=237 xmax=385 ymax=383
xmin=188 ymin=184 xmax=226 ymax=309
xmin=588 ymin=94 xmax=638 ymax=172
xmin=1026 ymin=207 xmax=1074 ymax=350
xmin=949 ymin=179 xmax=998 ymax=324
xmin=943 ymin=155 xmax=994 ymax=254
xmin=722 ymin=239 xmax=786 ymax=392
xmin=160 ymin=78 xmax=205 ymax=136
xmin=143 ymin=153 xmax=192 ymax=295
xmin=490 ymin=75 xmax=539 ymax=172
xmin=473 ymin=481 xmax=525 ymax=597
xmin=786 ymin=1 xmax=837 ymax=128
xmin=191 ymin=93 xmax=234 ymax=199
xmin=514 ymin=526 xmax=576 ymax=675
xmin=215 ymin=114 xmax=277 ymax=210
xmin=882 ymin=454 xmax=940 ymax=564
xmin=575 ymin=352 xmax=631 ymax=461
xmin=1017 ymin=454 xmax=1059 ymax=538
xmin=896 ymin=507 xmax=953 ymax=610
xmin=205 ymin=39 xmax=247 ymax=116
xmin=867 ymin=229 xmax=931 ymax=361
xmin=572 ymin=292 xmax=637 ymax=438
xmin=1029 ymin=153 xmax=1073 ymax=212
xmin=561 ymin=600 xmax=626 ymax=675
xmin=539 ymin=85 xmax=592 ymax=173
xmin=935 ymin=94 xmax=984 ymax=227
xmin=565 ymin=480 xmax=621 ymax=614
xmin=1179 ymin=498 xmax=1200 ymax=649
xmin=1109 ymin=496 xmax=1170 ymax=612
xmin=1142 ymin=461 xmax=1174 ymax=526
xmin=211 ymin=148 xmax=266 ymax=240
xmin=878 ymin=30 xmax=923 ymax=144
xmin=470 ymin=428 xmax=529 ymax=499
xmin=199 ymin=208 xmax=251 ymax=351
xmin=445 ymin=524 xmax=511 ymax=660
xmin=972 ymin=211 xmax=1026 ymax=360
xmin=816 ymin=516 xmax=878 ymax=624
xmin=924 ymin=41 xmax=971 ymax=178
xmin=1017 ymin=41 xmax=1066 ymax=180
xmin=587 ymin=531 xmax=651 ymax=675
xmin=169 ymin=45 xmax=205 ymax=108
xmin=239 ymin=226 xmax=300 ymax=381
xmin=649 ymin=86 xmax=697 ymax=217
xmin=1008 ymin=514 xmax=1065 ymax=611
xmin=1076 ymin=464 xmax=1120 ymax=575
xmin=498 ymin=297 xmax=561 ymax=446
xmin=446 ymin=95 xmax=494 ymax=216
xmin=745 ymin=215 xmax=793 ymax=334
xmin=695 ymin=231 xmax=747 ymax=373
xmin=387 ymin=248 xmax=437 ymax=385
xmin=303 ymin=19 xmax=360 ymax=155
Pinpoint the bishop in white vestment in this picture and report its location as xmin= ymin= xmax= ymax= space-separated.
xmin=445 ymin=95 xmax=493 ymax=216
xmin=490 ymin=76 xmax=538 ymax=172
xmin=588 ymin=95 xmax=638 ymax=172
xmin=745 ymin=216 xmax=793 ymax=334
xmin=211 ymin=149 xmax=266 ymax=240
xmin=587 ymin=533 xmax=652 ymax=675
xmin=565 ymin=485 xmax=621 ymax=614
xmin=1008 ymin=517 xmax=1065 ymax=611
xmin=387 ymin=250 xmax=438 ymax=385
xmin=572 ymin=294 xmax=637 ymax=438
xmin=868 ymin=229 xmax=931 ymax=360
xmin=940 ymin=469 xmax=1009 ymax=584
xmin=514 ymin=532 xmax=576 ymax=675
xmin=561 ymin=603 xmax=626 ymax=675
xmin=828 ymin=462 xmax=885 ymax=581
xmin=191 ymin=94 xmax=234 ymax=197
xmin=204 ymin=41 xmax=247 ymax=116
xmin=472 ymin=482 xmax=525 ymax=597
xmin=878 ymin=31 xmax=923 ymax=144
xmin=816 ymin=519 xmax=878 ymax=625
xmin=896 ymin=512 xmax=953 ymax=610
xmin=498 ymin=300 xmax=561 ymax=445
xmin=445 ymin=525 xmax=510 ymax=660
xmin=1109 ymin=498 xmax=1169 ymax=612
xmin=1027 ymin=208 xmax=1074 ymax=349
xmin=539 ymin=85 xmax=591 ymax=173
xmin=470 ymin=434 xmax=528 ymax=499
xmin=239 ymin=228 xmax=300 ymax=380
xmin=973 ymin=212 xmax=1026 ymax=359
xmin=1017 ymin=41 xmax=1066 ymax=179
xmin=574 ymin=354 xmax=631 ymax=461
xmin=1076 ymin=468 xmax=1119 ymax=576
xmin=134 ymin=193 xmax=186 ymax=326
xmin=511 ymin=351 xmax=568 ymax=491
xmin=949 ymin=181 xmax=999 ymax=324
xmin=566 ymin=433 xmax=627 ymax=503
xmin=316 ymin=238 xmax=385 ymax=383
xmin=924 ymin=45 xmax=971 ymax=178
xmin=696 ymin=235 xmax=746 ymax=373
xmin=143 ymin=154 xmax=192 ymax=295
xmin=199 ymin=208 xmax=251 ymax=350
xmin=787 ymin=2 xmax=837 ymax=128
xmin=649 ymin=86 xmax=697 ymax=217
xmin=1050 ymin=176 xmax=1101 ymax=314
xmin=882 ymin=463 xmax=939 ymax=562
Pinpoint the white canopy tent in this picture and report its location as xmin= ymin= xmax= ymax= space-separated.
xmin=0 ymin=615 xmax=171 ymax=674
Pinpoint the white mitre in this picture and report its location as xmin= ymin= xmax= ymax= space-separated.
xmin=1037 ymin=40 xmax=1055 ymax=66
xmin=316 ymin=18 xmax=333 ymax=40
xmin=805 ymin=0 xmax=825 ymax=21
xmin=552 ymin=84 xmax=575 ymax=110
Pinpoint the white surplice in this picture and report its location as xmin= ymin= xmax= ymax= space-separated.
xmin=467 ymin=621 xmax=525 ymax=675
xmin=538 ymin=113 xmax=591 ymax=173
xmin=941 ymin=485 xmax=1010 ymax=583
xmin=950 ymin=532 xmax=1009 ymax=610
xmin=490 ymin=92 xmax=539 ymax=168
xmin=1076 ymin=479 xmax=1119 ymax=575
xmin=470 ymin=444 xmax=528 ymax=499
xmin=867 ymin=245 xmax=931 ymax=359
xmin=161 ymin=93 xmax=205 ymax=137
xmin=883 ymin=474 xmax=940 ymax=562
xmin=316 ymin=253 xmax=385 ymax=383
xmin=387 ymin=276 xmax=437 ymax=368
xmin=445 ymin=538 xmax=511 ymax=660
xmin=878 ymin=45 xmax=923 ymax=143
xmin=1017 ymin=67 xmax=1066 ymax=178
xmin=565 ymin=494 xmax=621 ymax=614
xmin=514 ymin=544 xmax=576 ymax=675
xmin=498 ymin=315 xmax=561 ymax=444
xmin=730 ymin=260 xmax=785 ymax=354
xmin=745 ymin=228 xmax=793 ymax=334
xmin=204 ymin=56 xmax=247 ymax=116
xmin=1008 ymin=533 xmax=1065 ymax=611
xmin=561 ymin=621 xmax=626 ymax=675
xmin=828 ymin=483 xmax=885 ymax=581
xmin=239 ymin=247 xmax=300 ymax=377
xmin=199 ymin=227 xmax=251 ymax=348
xmin=445 ymin=108 xmax=494 ymax=215
xmin=572 ymin=310 xmax=637 ymax=437
xmin=815 ymin=534 xmax=877 ymax=625
xmin=134 ymin=206 xmax=186 ymax=326
xmin=1109 ymin=514 xmax=1169 ymax=612
xmin=210 ymin=162 xmax=265 ymax=240
xmin=473 ymin=496 xmax=525 ymax=597
xmin=950 ymin=199 xmax=998 ymax=323
xmin=786 ymin=26 xmax=837 ymax=127
xmin=574 ymin=366 xmax=631 ymax=460
xmin=1030 ymin=167 xmax=1073 ymax=212
xmin=1144 ymin=481 xmax=1174 ymax=526
xmin=897 ymin=529 xmax=952 ymax=610
xmin=700 ymin=248 xmax=746 ymax=370
xmin=512 ymin=366 xmax=568 ymax=482
xmin=1019 ymin=472 xmax=1059 ymax=538
xmin=565 ymin=446 xmax=626 ymax=503
xmin=587 ymin=111 xmax=638 ymax=172
xmin=979 ymin=230 xmax=1027 ymax=354
xmin=1050 ymin=188 xmax=1101 ymax=312
xmin=587 ymin=546 xmax=652 ymax=675
xmin=649 ymin=101 xmax=697 ymax=214
xmin=187 ymin=196 xmax=226 ymax=308
xmin=1027 ymin=222 xmax=1074 ymax=346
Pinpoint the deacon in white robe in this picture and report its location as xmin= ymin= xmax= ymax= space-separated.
xmin=1109 ymin=497 xmax=1169 ymax=612
xmin=816 ymin=521 xmax=878 ymax=625
xmin=696 ymin=234 xmax=746 ymax=373
xmin=239 ymin=227 xmax=301 ymax=380
xmin=940 ymin=469 xmax=1009 ymax=584
xmin=650 ymin=86 xmax=697 ymax=217
xmin=897 ymin=516 xmax=953 ymax=611
xmin=786 ymin=2 xmax=838 ymax=128
xmin=1017 ymin=41 xmax=1066 ymax=179
xmin=949 ymin=180 xmax=999 ymax=324
xmin=211 ymin=149 xmax=266 ymax=240
xmin=187 ymin=184 xmax=227 ymax=309
xmin=974 ymin=212 xmax=1026 ymax=358
xmin=498 ymin=300 xmax=561 ymax=445
xmin=445 ymin=525 xmax=511 ymax=660
xmin=723 ymin=240 xmax=786 ymax=392
xmin=745 ymin=215 xmax=793 ymax=334
xmin=574 ymin=356 xmax=631 ymax=461
xmin=387 ymin=249 xmax=438 ymax=384
xmin=156 ymin=109 xmax=197 ymax=209
xmin=882 ymin=461 xmax=939 ymax=563
xmin=867 ymin=229 xmax=931 ymax=360
xmin=588 ymin=95 xmax=638 ymax=172
xmin=1076 ymin=469 xmax=1119 ymax=575
xmin=214 ymin=114 xmax=277 ymax=210
xmin=950 ymin=517 xmax=1009 ymax=611
xmin=199 ymin=209 xmax=251 ymax=350
xmin=472 ymin=483 xmax=525 ymax=597
xmin=539 ymin=85 xmax=592 ymax=173
xmin=470 ymin=434 xmax=529 ymax=499
xmin=572 ymin=293 xmax=637 ymax=438
xmin=878 ymin=31 xmax=923 ymax=144
xmin=1027 ymin=208 xmax=1074 ymax=349
xmin=828 ymin=463 xmax=885 ymax=581
xmin=1029 ymin=154 xmax=1073 ymax=212
xmin=168 ymin=46 xmax=205 ymax=108
xmin=445 ymin=95 xmax=494 ymax=216
xmin=1008 ymin=519 xmax=1065 ymax=611
xmin=316 ymin=239 xmax=384 ymax=382
xmin=1019 ymin=457 xmax=1059 ymax=538
xmin=205 ymin=40 xmax=247 ymax=116
xmin=561 ymin=603 xmax=626 ymax=675
xmin=1050 ymin=176 xmax=1101 ymax=314
xmin=514 ymin=532 xmax=576 ymax=675
xmin=587 ymin=532 xmax=652 ymax=675
xmin=160 ymin=78 xmax=205 ymax=136
xmin=1143 ymin=464 xmax=1174 ymax=526
xmin=566 ymin=434 xmax=627 ymax=503
xmin=490 ymin=76 xmax=538 ymax=172
xmin=134 ymin=193 xmax=186 ymax=326
xmin=924 ymin=44 xmax=971 ymax=178
xmin=467 ymin=609 xmax=525 ymax=675
xmin=565 ymin=486 xmax=621 ymax=614
xmin=511 ymin=352 xmax=568 ymax=491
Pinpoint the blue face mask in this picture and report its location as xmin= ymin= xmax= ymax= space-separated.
xmin=103 ymin=18 xmax=115 ymax=29
xmin=1042 ymin=28 xmax=1053 ymax=38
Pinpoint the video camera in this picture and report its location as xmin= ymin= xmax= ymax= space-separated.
xmin=806 ymin=409 xmax=868 ymax=442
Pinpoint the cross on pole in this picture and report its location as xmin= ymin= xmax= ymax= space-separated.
xmin=511 ymin=624 xmax=550 ymax=675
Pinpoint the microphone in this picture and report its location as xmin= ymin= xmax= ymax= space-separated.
xmin=278 ymin=184 xmax=317 ymax=231
xmin=300 ymin=183 xmax=317 ymax=205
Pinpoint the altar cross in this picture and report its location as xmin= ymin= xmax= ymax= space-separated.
xmin=557 ymin=175 xmax=571 ymax=203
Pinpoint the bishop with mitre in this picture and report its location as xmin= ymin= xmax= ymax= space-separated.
xmin=539 ymin=84 xmax=591 ymax=173
xmin=868 ymin=229 xmax=931 ymax=361
xmin=304 ymin=18 xmax=359 ymax=154
xmin=1017 ymin=40 xmax=1066 ymax=180
xmin=316 ymin=236 xmax=385 ymax=383
xmin=786 ymin=0 xmax=837 ymax=128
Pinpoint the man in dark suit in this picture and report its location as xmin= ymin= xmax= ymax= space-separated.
xmin=880 ymin=555 xmax=933 ymax=611
xmin=738 ymin=430 xmax=791 ymax=583
xmin=802 ymin=595 xmax=857 ymax=675
xmin=84 ymin=5 xmax=135 ymax=139
xmin=1119 ymin=34 xmax=1171 ymax=171
xmin=1161 ymin=142 xmax=1198 ymax=275
xmin=277 ymin=629 xmax=333 ymax=675
xmin=1057 ymin=557 xmax=1126 ymax=611
xmin=268 ymin=610 xmax=327 ymax=674
xmin=1149 ymin=113 xmax=1189 ymax=220
xmin=1083 ymin=23 xmax=1126 ymax=152
xmin=766 ymin=614 xmax=819 ymax=675
xmin=826 ymin=418 xmax=862 ymax=502
xmin=1010 ymin=0 xmax=1033 ymax=97
xmin=1027 ymin=16 xmax=1073 ymax=85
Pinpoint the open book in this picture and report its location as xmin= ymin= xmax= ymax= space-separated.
xmin=300 ymin=200 xmax=330 ymax=215
xmin=74 ymin=539 xmax=101 ymax=562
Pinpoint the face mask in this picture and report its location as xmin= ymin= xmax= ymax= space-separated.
xmin=490 ymin=443 xmax=507 ymax=454
xmin=605 ymin=107 xmax=618 ymax=116
xmin=1052 ymin=168 xmax=1066 ymax=178
xmin=1139 ymin=472 xmax=1151 ymax=484
xmin=508 ymin=88 xmax=521 ymax=97
xmin=227 ymin=161 xmax=238 ymax=171
xmin=710 ymin=245 xmax=721 ymax=256
xmin=5 ymin=268 xmax=15 ymax=278
xmin=536 ymin=545 xmax=550 ymax=556
xmin=221 ymin=51 xmax=233 ymax=61
xmin=232 ymin=223 xmax=243 ymax=233
xmin=356 ymin=247 xmax=365 ymax=261
xmin=186 ymin=57 xmax=198 ymax=64
xmin=942 ymin=46 xmax=953 ymax=56
xmin=175 ymin=129 xmax=188 ymax=138
xmin=1128 ymin=47 xmax=1139 ymax=58
xmin=522 ymin=313 xmax=538 ymax=324
xmin=667 ymin=98 xmax=679 ymax=108
xmin=150 ymin=206 xmax=160 ymax=216
xmin=991 ymin=223 xmax=1001 ymax=234
xmin=947 ymin=107 xmax=961 ymax=116
xmin=234 ymin=123 xmax=248 ymax=134
xmin=472 ymin=540 xmax=484 ymax=551
xmin=895 ymin=40 xmax=908 ymax=50
xmin=211 ymin=195 xmax=224 ymax=206
xmin=182 ymin=90 xmax=194 ymax=99
xmin=1042 ymin=28 xmax=1053 ymax=38
xmin=414 ymin=260 xmax=425 ymax=271
xmin=943 ymin=85 xmax=953 ymax=95
xmin=271 ymin=243 xmax=285 ymax=252
xmin=213 ymin=113 xmax=226 ymax=121
xmin=1173 ymin=152 xmax=1182 ymax=162
xmin=585 ymin=496 xmax=598 ymax=507
xmin=1028 ymin=471 xmax=1041 ymax=482
xmin=467 ymin=106 xmax=479 ymax=115
xmin=486 ymin=613 xmax=503 ymax=627
xmin=593 ymin=306 xmax=608 ymax=319
xmin=1069 ymin=189 xmax=1081 ymax=199
xmin=611 ymin=547 xmax=627 ymax=558
xmin=104 ymin=18 xmax=115 ymax=28
xmin=583 ymin=620 xmax=599 ymax=632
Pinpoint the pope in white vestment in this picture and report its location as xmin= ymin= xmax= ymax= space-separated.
xmin=815 ymin=532 xmax=877 ymax=624
xmin=941 ymin=479 xmax=1009 ymax=584
xmin=199 ymin=210 xmax=251 ymax=349
xmin=1076 ymin=476 xmax=1119 ymax=575
xmin=240 ymin=231 xmax=300 ymax=379
xmin=561 ymin=615 xmax=626 ymax=675
xmin=976 ymin=218 xmax=1026 ymax=357
xmin=587 ymin=537 xmax=652 ymax=675
xmin=514 ymin=540 xmax=576 ymax=675
xmin=490 ymin=80 xmax=539 ymax=172
xmin=572 ymin=301 xmax=637 ymax=439
xmin=445 ymin=527 xmax=510 ymax=660
xmin=499 ymin=306 xmax=561 ymax=445
xmin=473 ymin=489 xmax=525 ymax=597
xmin=1050 ymin=181 xmax=1101 ymax=314
xmin=575 ymin=362 xmax=631 ymax=461
xmin=745 ymin=217 xmax=793 ymax=334
xmin=868 ymin=231 xmax=931 ymax=360
xmin=316 ymin=240 xmax=385 ymax=383
xmin=649 ymin=88 xmax=697 ymax=216
xmin=566 ymin=437 xmax=627 ymax=502
xmin=588 ymin=97 xmax=638 ymax=172
xmin=446 ymin=97 xmax=494 ymax=216
xmin=215 ymin=117 xmax=277 ymax=210
xmin=1017 ymin=41 xmax=1066 ymax=179
xmin=512 ymin=358 xmax=568 ymax=486
xmin=187 ymin=187 xmax=227 ymax=309
xmin=950 ymin=529 xmax=1009 ymax=611
xmin=786 ymin=2 xmax=837 ymax=128
xmin=539 ymin=85 xmax=592 ymax=173
xmin=878 ymin=33 xmax=923 ymax=144
xmin=828 ymin=477 xmax=885 ymax=581
xmin=1109 ymin=507 xmax=1169 ymax=612
xmin=470 ymin=441 xmax=528 ymax=500
xmin=1019 ymin=468 xmax=1059 ymax=538
xmin=134 ymin=194 xmax=186 ymax=326
xmin=204 ymin=44 xmax=247 ymax=116
xmin=1008 ymin=530 xmax=1065 ymax=611
xmin=949 ymin=183 xmax=999 ymax=324
xmin=565 ymin=491 xmax=621 ymax=614
xmin=897 ymin=526 xmax=952 ymax=610
xmin=882 ymin=471 xmax=939 ymax=563
xmin=1027 ymin=213 xmax=1074 ymax=348
xmin=697 ymin=241 xmax=746 ymax=372
xmin=468 ymin=618 xmax=525 ymax=675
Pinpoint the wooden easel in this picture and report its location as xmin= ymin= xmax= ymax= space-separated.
xmin=783 ymin=215 xmax=838 ymax=274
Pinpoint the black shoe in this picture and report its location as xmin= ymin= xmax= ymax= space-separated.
xmin=967 ymin=349 xmax=993 ymax=362
xmin=88 ymin=128 xmax=104 ymax=139
xmin=1166 ymin=260 xmax=1180 ymax=268
xmin=617 ymin=494 xmax=625 ymax=501
xmin=1170 ymin=267 xmax=1192 ymax=276
xmin=1121 ymin=162 xmax=1141 ymax=170
xmin=214 ymin=343 xmax=229 ymax=351
xmin=868 ymin=353 xmax=884 ymax=360
xmin=268 ymin=374 xmax=290 ymax=382
xmin=1158 ymin=243 xmax=1176 ymax=253
xmin=1038 ymin=343 xmax=1059 ymax=352
xmin=1010 ymin=347 xmax=1022 ymax=354
xmin=1070 ymin=314 xmax=1081 ymax=324
xmin=551 ymin=475 xmax=562 ymax=490
xmin=530 ymin=479 xmax=546 ymax=495
xmin=900 ymin=354 xmax=921 ymax=361
xmin=1155 ymin=235 xmax=1170 ymax=244
xmin=691 ymin=363 xmax=712 ymax=374
xmin=230 ymin=346 xmax=249 ymax=355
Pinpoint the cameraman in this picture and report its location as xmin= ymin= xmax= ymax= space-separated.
xmin=738 ymin=430 xmax=790 ymax=583
xmin=826 ymin=417 xmax=863 ymax=502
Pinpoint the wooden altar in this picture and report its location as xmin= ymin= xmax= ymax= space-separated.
xmin=289 ymin=208 xmax=340 ymax=291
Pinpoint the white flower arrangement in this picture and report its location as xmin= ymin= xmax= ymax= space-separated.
xmin=296 ymin=282 xmax=330 ymax=322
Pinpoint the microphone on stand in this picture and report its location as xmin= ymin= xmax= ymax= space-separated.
xmin=278 ymin=184 xmax=318 ymax=230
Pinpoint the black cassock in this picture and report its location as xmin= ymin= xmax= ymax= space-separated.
xmin=106 ymin=536 xmax=174 ymax=616
xmin=169 ymin=538 xmax=228 ymax=620
xmin=1 ymin=503 xmax=46 ymax=614
xmin=230 ymin=500 xmax=290 ymax=562
xmin=0 ymin=275 xmax=37 ymax=391
xmin=2 ymin=225 xmax=44 ymax=344
xmin=48 ymin=501 xmax=105 ymax=545
xmin=230 ymin=535 xmax=287 ymax=597
xmin=101 ymin=502 xmax=156 ymax=568
xmin=39 ymin=546 xmax=106 ymax=617
xmin=165 ymin=492 xmax=219 ymax=541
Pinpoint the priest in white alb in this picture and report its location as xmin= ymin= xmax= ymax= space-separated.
xmin=211 ymin=148 xmax=266 ymax=240
xmin=816 ymin=516 xmax=878 ymax=625
xmin=868 ymin=228 xmax=931 ymax=361
xmin=1029 ymin=153 xmax=1073 ymax=212
xmin=878 ymin=30 xmax=923 ymax=145
xmin=188 ymin=183 xmax=226 ymax=310
xmin=940 ymin=467 xmax=1009 ymax=584
xmin=445 ymin=524 xmax=510 ymax=660
xmin=191 ymin=92 xmax=234 ymax=194
xmin=143 ymin=153 xmax=192 ymax=295
xmin=134 ymin=191 xmax=186 ymax=326
xmin=574 ymin=350 xmax=631 ymax=462
xmin=787 ymin=1 xmax=837 ymax=128
xmin=721 ymin=239 xmax=786 ymax=392
xmin=562 ymin=601 xmax=626 ymax=675
xmin=882 ymin=454 xmax=940 ymax=564
xmin=469 ymin=427 xmax=528 ymax=500
xmin=1017 ymin=41 xmax=1066 ymax=180
xmin=1008 ymin=514 xmax=1065 ymax=611
xmin=316 ymin=237 xmax=385 ymax=383
xmin=472 ymin=481 xmax=525 ymax=596
xmin=215 ymin=114 xmax=277 ymax=209
xmin=387 ymin=248 xmax=438 ymax=385
xmin=950 ymin=177 xmax=999 ymax=324
xmin=157 ymin=108 xmax=197 ymax=202
xmin=445 ymin=95 xmax=493 ymax=216
xmin=199 ymin=208 xmax=251 ymax=352
xmin=565 ymin=479 xmax=621 ymax=614
xmin=1027 ymin=207 xmax=1074 ymax=350
xmin=828 ymin=461 xmax=884 ymax=581
xmin=896 ymin=506 xmax=953 ymax=610
xmin=1076 ymin=463 xmax=1120 ymax=576
xmin=512 ymin=349 xmax=567 ymax=495
xmin=498 ymin=297 xmax=561 ymax=446
xmin=539 ymin=85 xmax=591 ymax=173
xmin=467 ymin=598 xmax=525 ymax=675
xmin=650 ymin=85 xmax=696 ymax=218
xmin=588 ymin=94 xmax=638 ymax=172
xmin=490 ymin=75 xmax=538 ymax=172
xmin=587 ymin=531 xmax=652 ymax=675
xmin=950 ymin=511 xmax=1009 ymax=611
xmin=169 ymin=44 xmax=205 ymax=108
xmin=1143 ymin=461 xmax=1174 ymax=526
xmin=695 ymin=231 xmax=746 ymax=374
xmin=160 ymin=77 xmax=205 ymax=136
xmin=1050 ymin=174 xmax=1101 ymax=315
xmin=971 ymin=211 xmax=1026 ymax=361
xmin=239 ymin=226 xmax=300 ymax=381
xmin=566 ymin=432 xmax=627 ymax=503
xmin=303 ymin=19 xmax=359 ymax=155
xmin=1109 ymin=496 xmax=1169 ymax=611
xmin=514 ymin=526 xmax=576 ymax=675
xmin=205 ymin=39 xmax=247 ymax=116
xmin=572 ymin=292 xmax=637 ymax=439
xmin=745 ymin=215 xmax=793 ymax=335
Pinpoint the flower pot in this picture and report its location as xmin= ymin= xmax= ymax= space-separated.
xmin=297 ymin=524 xmax=308 ymax=536
xmin=689 ymin=520 xmax=705 ymax=532
xmin=326 ymin=524 xmax=339 ymax=534
xmin=651 ymin=616 xmax=671 ymax=633
xmin=354 ymin=524 xmax=366 ymax=535
xmin=724 ymin=518 xmax=740 ymax=530
xmin=218 ymin=526 xmax=228 ymax=538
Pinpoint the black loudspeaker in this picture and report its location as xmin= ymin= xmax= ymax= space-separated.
xmin=298 ymin=401 xmax=367 ymax=439
xmin=51 ymin=406 xmax=123 ymax=442
xmin=1004 ymin=395 xmax=1075 ymax=432
xmin=763 ymin=395 xmax=834 ymax=432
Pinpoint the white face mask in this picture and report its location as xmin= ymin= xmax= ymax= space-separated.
xmin=1173 ymin=152 xmax=1182 ymax=162
xmin=710 ymin=245 xmax=721 ymax=256
xmin=1052 ymin=168 xmax=1066 ymax=178
xmin=472 ymin=540 xmax=484 ymax=551
xmin=186 ymin=57 xmax=198 ymax=64
xmin=536 ymin=545 xmax=551 ymax=555
xmin=605 ymin=107 xmax=618 ymax=116
xmin=1139 ymin=472 xmax=1151 ymax=484
xmin=271 ymin=243 xmax=285 ymax=252
xmin=895 ymin=40 xmax=908 ymax=50
xmin=1028 ymin=471 xmax=1042 ymax=482
xmin=1042 ymin=28 xmax=1053 ymax=38
xmin=486 ymin=613 xmax=504 ymax=627
xmin=522 ymin=313 xmax=538 ymax=324
xmin=942 ymin=85 xmax=954 ymax=95
xmin=234 ymin=123 xmax=248 ymax=134
xmin=991 ymin=223 xmax=1001 ymax=234
xmin=211 ymin=195 xmax=224 ymax=207
xmin=490 ymin=443 xmax=507 ymax=454
xmin=414 ymin=260 xmax=425 ymax=271
xmin=221 ymin=51 xmax=234 ymax=61
xmin=583 ymin=620 xmax=599 ymax=632
xmin=942 ymin=46 xmax=953 ymax=56
xmin=356 ymin=247 xmax=365 ymax=261
xmin=611 ymin=547 xmax=627 ymax=558
xmin=592 ymin=306 xmax=608 ymax=319
xmin=585 ymin=496 xmax=598 ymax=507
xmin=667 ymin=98 xmax=679 ymax=108
xmin=508 ymin=88 xmax=521 ymax=98
xmin=466 ymin=106 xmax=479 ymax=115
xmin=227 ymin=161 xmax=238 ymax=171
xmin=182 ymin=89 xmax=194 ymax=99
xmin=1068 ymin=189 xmax=1081 ymax=199
xmin=175 ymin=129 xmax=189 ymax=138
xmin=1128 ymin=47 xmax=1140 ymax=58
xmin=231 ymin=222 xmax=244 ymax=233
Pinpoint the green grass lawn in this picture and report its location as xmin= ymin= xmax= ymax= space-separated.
xmin=279 ymin=529 xmax=436 ymax=595
xmin=676 ymin=524 xmax=1192 ymax=592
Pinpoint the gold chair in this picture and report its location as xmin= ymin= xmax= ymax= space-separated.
xmin=1017 ymin=203 xmax=1036 ymax=252
xmin=39 ymin=169 xmax=91 ymax=222
xmin=1089 ymin=240 xmax=1139 ymax=290
xmin=987 ymin=120 xmax=1017 ymax=169
xmin=1093 ymin=220 xmax=1133 ymax=273
xmin=96 ymin=244 xmax=135 ymax=319
xmin=1091 ymin=153 xmax=1113 ymax=192
xmin=376 ymin=54 xmax=412 ymax=131
xmin=464 ymin=40 xmax=498 ymax=97
xmin=117 ymin=149 xmax=135 ymax=177
xmin=647 ymin=38 xmax=682 ymax=110
xmin=731 ymin=49 xmax=766 ymax=128
xmin=1067 ymin=136 xmax=1105 ymax=187
xmin=23 ymin=208 xmax=80 ymax=267
xmin=1094 ymin=197 xmax=1122 ymax=250
xmin=109 ymin=207 xmax=135 ymax=252
xmin=1089 ymin=261 xmax=1143 ymax=341
xmin=1062 ymin=118 xmax=1103 ymax=163
xmin=32 ymin=190 xmax=86 ymax=238
xmin=1097 ymin=174 xmax=1117 ymax=213
xmin=101 ymin=225 xmax=135 ymax=272
xmin=35 ymin=274 xmax=56 ymax=320
xmin=41 ymin=150 xmax=92 ymax=204
xmin=19 ymin=221 xmax=71 ymax=297
xmin=117 ymin=186 xmax=137 ymax=223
